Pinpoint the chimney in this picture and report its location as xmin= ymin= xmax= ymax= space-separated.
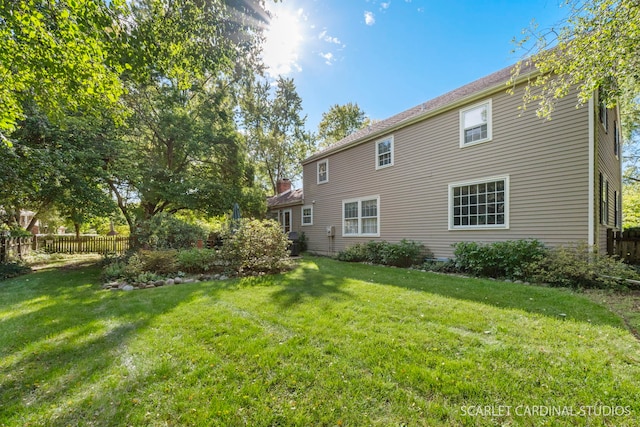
xmin=276 ymin=178 xmax=292 ymax=194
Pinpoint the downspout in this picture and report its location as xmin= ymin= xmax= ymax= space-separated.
xmin=588 ymin=95 xmax=595 ymax=247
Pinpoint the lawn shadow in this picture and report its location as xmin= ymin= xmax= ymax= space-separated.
xmin=266 ymin=261 xmax=354 ymax=308
xmin=0 ymin=262 xmax=228 ymax=423
xmin=306 ymin=256 xmax=627 ymax=330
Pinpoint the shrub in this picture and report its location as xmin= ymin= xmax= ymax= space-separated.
xmin=529 ymin=242 xmax=639 ymax=289
xmin=0 ymin=262 xmax=31 ymax=280
xmin=102 ymin=260 xmax=127 ymax=282
xmin=336 ymin=243 xmax=368 ymax=262
xmin=337 ymin=240 xmax=430 ymax=267
xmin=221 ymin=219 xmax=292 ymax=274
xmin=453 ymin=239 xmax=548 ymax=280
xmin=177 ymin=248 xmax=224 ymax=274
xmin=139 ymin=250 xmax=178 ymax=275
xmin=381 ymin=239 xmax=429 ymax=267
xmin=134 ymin=212 xmax=207 ymax=250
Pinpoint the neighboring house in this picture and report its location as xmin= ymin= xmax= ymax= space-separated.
xmin=299 ymin=64 xmax=622 ymax=258
xmin=267 ymin=179 xmax=305 ymax=235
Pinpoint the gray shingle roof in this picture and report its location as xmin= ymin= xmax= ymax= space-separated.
xmin=303 ymin=61 xmax=536 ymax=164
xmin=267 ymin=188 xmax=304 ymax=208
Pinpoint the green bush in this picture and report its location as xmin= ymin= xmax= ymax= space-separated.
xmin=139 ymin=250 xmax=178 ymax=275
xmin=453 ymin=239 xmax=548 ymax=280
xmin=221 ymin=219 xmax=292 ymax=274
xmin=336 ymin=243 xmax=368 ymax=262
xmin=0 ymin=262 xmax=31 ymax=280
xmin=337 ymin=240 xmax=430 ymax=267
xmin=134 ymin=212 xmax=207 ymax=250
xmin=381 ymin=239 xmax=429 ymax=267
xmin=177 ymin=248 xmax=223 ymax=274
xmin=529 ymin=242 xmax=639 ymax=289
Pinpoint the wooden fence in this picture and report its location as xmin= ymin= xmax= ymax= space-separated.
xmin=0 ymin=236 xmax=33 ymax=262
xmin=1 ymin=235 xmax=131 ymax=262
xmin=37 ymin=236 xmax=131 ymax=255
xmin=607 ymin=229 xmax=640 ymax=264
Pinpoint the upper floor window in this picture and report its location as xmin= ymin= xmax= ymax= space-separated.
xmin=301 ymin=205 xmax=313 ymax=226
xmin=343 ymin=196 xmax=380 ymax=237
xmin=460 ymin=100 xmax=492 ymax=147
xmin=600 ymin=173 xmax=609 ymax=225
xmin=376 ymin=136 xmax=394 ymax=169
xmin=449 ymin=176 xmax=509 ymax=230
xmin=317 ymin=159 xmax=328 ymax=184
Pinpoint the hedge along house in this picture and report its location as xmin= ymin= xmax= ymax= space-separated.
xmin=300 ymin=64 xmax=622 ymax=258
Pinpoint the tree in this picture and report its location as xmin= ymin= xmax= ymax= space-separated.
xmin=0 ymin=0 xmax=126 ymax=143
xmin=317 ymin=103 xmax=370 ymax=148
xmin=510 ymin=0 xmax=639 ymax=137
xmin=240 ymin=76 xmax=313 ymax=194
xmin=104 ymin=0 xmax=268 ymax=231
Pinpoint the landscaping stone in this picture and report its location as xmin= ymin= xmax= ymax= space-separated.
xmin=122 ymin=284 xmax=134 ymax=291
xmin=165 ymin=279 xmax=175 ymax=285
xmin=174 ymin=277 xmax=183 ymax=284
xmin=219 ymin=275 xmax=228 ymax=281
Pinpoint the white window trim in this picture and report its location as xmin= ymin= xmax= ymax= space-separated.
xmin=317 ymin=159 xmax=329 ymax=184
xmin=280 ymin=208 xmax=292 ymax=233
xmin=375 ymin=135 xmax=394 ymax=170
xmin=448 ymin=175 xmax=509 ymax=230
xmin=301 ymin=204 xmax=313 ymax=226
xmin=342 ymin=195 xmax=380 ymax=237
xmin=459 ymin=99 xmax=493 ymax=148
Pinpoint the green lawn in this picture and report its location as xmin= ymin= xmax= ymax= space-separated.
xmin=1 ymin=256 xmax=639 ymax=426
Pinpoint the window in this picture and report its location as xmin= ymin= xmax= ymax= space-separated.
xmin=614 ymin=120 xmax=620 ymax=157
xmin=600 ymin=173 xmax=609 ymax=225
xmin=301 ymin=205 xmax=313 ymax=226
xmin=317 ymin=159 xmax=328 ymax=184
xmin=342 ymin=196 xmax=380 ymax=236
xmin=279 ymin=209 xmax=292 ymax=233
xmin=376 ymin=136 xmax=394 ymax=169
xmin=460 ymin=100 xmax=492 ymax=147
xmin=449 ymin=176 xmax=509 ymax=229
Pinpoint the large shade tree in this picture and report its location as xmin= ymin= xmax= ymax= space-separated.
xmin=240 ymin=76 xmax=313 ymax=194
xmin=317 ymin=103 xmax=370 ymax=149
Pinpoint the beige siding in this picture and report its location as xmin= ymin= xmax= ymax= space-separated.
xmin=267 ymin=205 xmax=303 ymax=235
xmin=303 ymin=83 xmax=594 ymax=258
xmin=595 ymin=97 xmax=623 ymax=251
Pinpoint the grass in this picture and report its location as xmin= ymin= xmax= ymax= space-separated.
xmin=1 ymin=256 xmax=639 ymax=426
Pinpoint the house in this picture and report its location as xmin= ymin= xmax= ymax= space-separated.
xmin=267 ymin=178 xmax=305 ymax=235
xmin=298 ymin=64 xmax=622 ymax=258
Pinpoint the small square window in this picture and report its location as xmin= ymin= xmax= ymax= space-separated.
xmin=460 ymin=100 xmax=492 ymax=147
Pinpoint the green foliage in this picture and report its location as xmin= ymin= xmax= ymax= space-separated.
xmin=221 ymin=219 xmax=292 ymax=274
xmin=139 ymin=250 xmax=178 ymax=275
xmin=240 ymin=76 xmax=313 ymax=193
xmin=529 ymin=243 xmax=640 ymax=290
xmin=134 ymin=213 xmax=207 ymax=250
xmin=510 ymin=0 xmax=639 ymax=139
xmin=623 ymin=182 xmax=640 ymax=228
xmin=297 ymin=232 xmax=308 ymax=253
xmin=0 ymin=262 xmax=31 ymax=280
xmin=317 ymin=102 xmax=370 ymax=148
xmin=453 ymin=239 xmax=548 ymax=279
xmin=337 ymin=240 xmax=429 ymax=267
xmin=176 ymin=249 xmax=223 ymax=274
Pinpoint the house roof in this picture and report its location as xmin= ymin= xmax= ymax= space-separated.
xmin=303 ymin=61 xmax=537 ymax=164
xmin=267 ymin=188 xmax=304 ymax=209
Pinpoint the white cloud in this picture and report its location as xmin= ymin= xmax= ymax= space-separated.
xmin=381 ymin=2 xmax=391 ymax=9
xmin=364 ymin=11 xmax=375 ymax=25
xmin=318 ymin=30 xmax=342 ymax=45
xmin=320 ymin=52 xmax=335 ymax=65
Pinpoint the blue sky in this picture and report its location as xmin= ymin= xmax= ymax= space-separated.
xmin=261 ymin=0 xmax=570 ymax=132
